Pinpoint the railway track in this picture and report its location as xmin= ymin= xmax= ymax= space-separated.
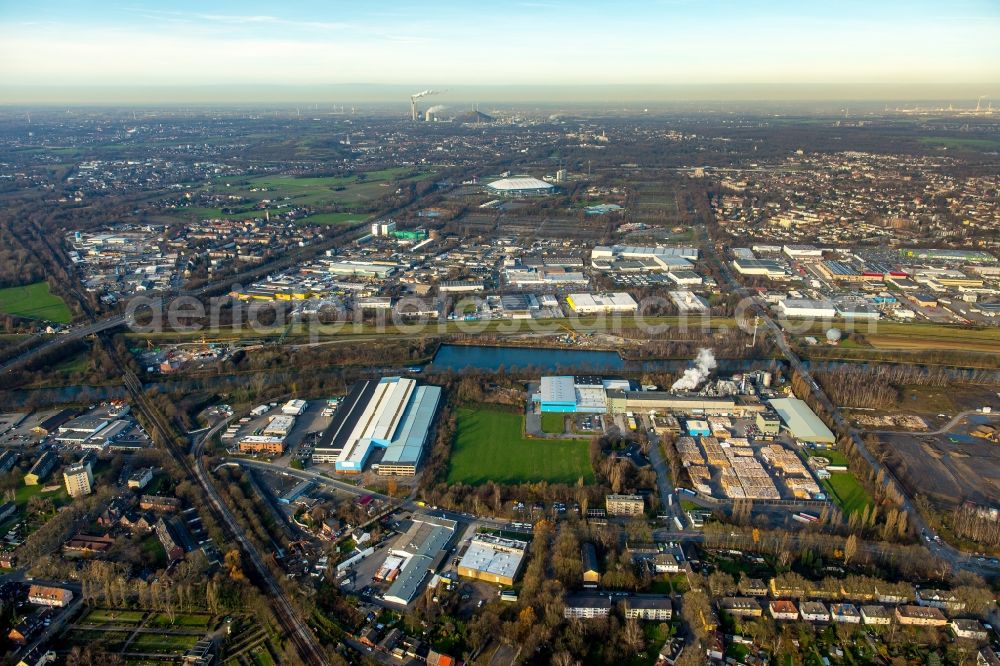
xmin=113 ymin=351 xmax=329 ymax=666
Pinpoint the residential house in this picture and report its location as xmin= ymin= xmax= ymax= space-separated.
xmin=719 ymin=597 xmax=762 ymax=618
xmin=829 ymin=603 xmax=861 ymax=624
xmin=564 ymin=593 xmax=613 ymax=619
xmin=952 ymin=619 xmax=989 ymax=641
xmin=799 ymin=601 xmax=829 ymax=623
xmin=769 ymin=600 xmax=799 ymax=621
xmin=28 ymin=585 xmax=73 ymax=607
xmin=622 ymin=596 xmax=672 ymax=621
xmin=860 ymin=605 xmax=892 ymax=625
xmin=916 ymin=588 xmax=966 ymax=614
xmin=896 ymin=605 xmax=948 ymax=626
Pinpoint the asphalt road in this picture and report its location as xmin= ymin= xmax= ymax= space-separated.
xmin=644 ymin=427 xmax=683 ymax=525
xmin=0 ymin=314 xmax=128 ymax=375
xmin=224 ymin=457 xmax=510 ymax=532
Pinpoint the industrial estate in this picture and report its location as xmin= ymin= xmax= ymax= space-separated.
xmin=1 ymin=37 xmax=1000 ymax=666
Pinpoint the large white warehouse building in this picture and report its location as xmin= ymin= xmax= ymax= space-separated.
xmin=313 ymin=377 xmax=442 ymax=475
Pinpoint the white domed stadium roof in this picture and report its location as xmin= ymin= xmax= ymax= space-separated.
xmin=485 ymin=176 xmax=554 ymax=192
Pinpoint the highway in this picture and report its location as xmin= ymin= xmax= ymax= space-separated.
xmin=0 ymin=314 xmax=128 ymax=375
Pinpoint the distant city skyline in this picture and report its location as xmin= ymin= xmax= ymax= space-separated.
xmin=1 ymin=0 xmax=998 ymax=103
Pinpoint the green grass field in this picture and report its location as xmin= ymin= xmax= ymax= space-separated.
xmin=79 ymin=609 xmax=146 ymax=625
xmin=147 ymin=612 xmax=212 ymax=628
xmin=15 ymin=482 xmax=69 ymax=510
xmin=167 ymin=167 xmax=432 ymax=224
xmin=809 ymin=449 xmax=849 ymax=466
xmin=54 ymin=351 xmax=90 ymax=375
xmin=822 ymin=472 xmax=873 ymax=517
xmin=447 ymin=408 xmax=594 ymax=485
xmin=0 ymin=281 xmax=71 ymax=323
xmin=215 ymin=168 xmax=430 ymax=209
xmin=540 ymin=413 xmax=566 ymax=434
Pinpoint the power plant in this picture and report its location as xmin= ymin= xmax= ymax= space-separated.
xmin=424 ymin=105 xmax=446 ymax=122
xmin=410 ymin=89 xmax=442 ymax=121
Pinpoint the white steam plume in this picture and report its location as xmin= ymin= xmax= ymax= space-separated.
xmin=670 ymin=348 xmax=717 ymax=391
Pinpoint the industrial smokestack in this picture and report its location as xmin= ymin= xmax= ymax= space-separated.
xmin=410 ymin=89 xmax=441 ymax=121
xmin=671 ymin=348 xmax=717 ymax=392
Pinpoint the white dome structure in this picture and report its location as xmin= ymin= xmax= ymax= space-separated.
xmin=485 ymin=175 xmax=554 ymax=197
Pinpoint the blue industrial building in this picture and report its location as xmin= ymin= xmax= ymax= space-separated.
xmin=535 ymin=376 xmax=578 ymax=412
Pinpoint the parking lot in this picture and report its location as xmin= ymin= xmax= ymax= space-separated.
xmin=0 ymin=411 xmax=48 ymax=447
xmin=221 ymin=400 xmax=334 ymax=462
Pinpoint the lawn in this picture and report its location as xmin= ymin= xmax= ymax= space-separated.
xmin=822 ymin=472 xmax=873 ymax=517
xmin=147 ymin=612 xmax=213 ymax=628
xmin=810 ymin=448 xmax=849 ymax=466
xmin=0 ymin=281 xmax=71 ymax=323
xmin=447 ymin=408 xmax=594 ymax=485
xmin=540 ymin=413 xmax=566 ymax=434
xmin=141 ymin=534 xmax=167 ymax=567
xmin=63 ymin=629 xmax=129 ymax=650
xmin=130 ymin=632 xmax=200 ymax=652
xmin=15 ymin=482 xmax=69 ymax=510
xmin=80 ymin=608 xmax=146 ymax=625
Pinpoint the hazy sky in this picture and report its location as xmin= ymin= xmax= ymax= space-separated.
xmin=1 ymin=1 xmax=998 ymax=100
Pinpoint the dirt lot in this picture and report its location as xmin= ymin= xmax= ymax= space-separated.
xmin=875 ymin=413 xmax=1000 ymax=508
xmin=852 ymin=413 xmax=928 ymax=430
xmin=896 ymin=384 xmax=1000 ymax=418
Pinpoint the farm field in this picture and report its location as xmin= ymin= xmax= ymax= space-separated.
xmin=0 ymin=281 xmax=71 ymax=323
xmin=447 ymin=408 xmax=594 ymax=485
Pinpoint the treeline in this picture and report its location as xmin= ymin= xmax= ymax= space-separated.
xmin=951 ymin=503 xmax=1000 ymax=547
xmin=701 ymin=524 xmax=948 ymax=581
xmin=813 ymin=364 xmax=1000 ymax=410
xmin=215 ymin=466 xmax=289 ymax=553
xmin=790 ymin=370 xmax=911 ymax=539
xmin=418 ymin=378 xmax=657 ymax=515
xmin=461 ymin=519 xmax=668 ymax=665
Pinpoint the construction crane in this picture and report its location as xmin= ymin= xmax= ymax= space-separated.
xmin=410 ymin=89 xmax=441 ymax=121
